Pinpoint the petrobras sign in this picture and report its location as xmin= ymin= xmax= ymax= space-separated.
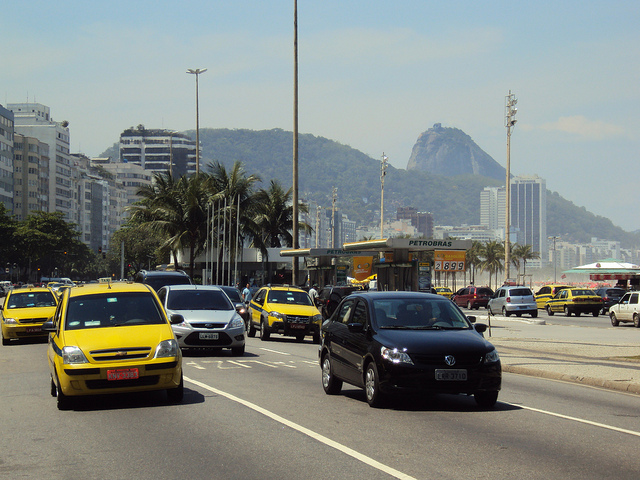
xmin=388 ymin=238 xmax=472 ymax=250
xmin=309 ymin=249 xmax=368 ymax=257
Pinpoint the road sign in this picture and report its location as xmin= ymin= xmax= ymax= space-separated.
xmin=434 ymin=250 xmax=466 ymax=272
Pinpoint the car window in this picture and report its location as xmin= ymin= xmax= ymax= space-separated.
xmin=6 ymin=291 xmax=56 ymax=309
xmin=268 ymin=290 xmax=313 ymax=306
xmin=65 ymin=292 xmax=165 ymax=330
xmin=253 ymin=289 xmax=266 ymax=305
xmin=630 ymin=293 xmax=639 ymax=305
xmin=350 ymin=301 xmax=368 ymax=326
xmin=621 ymin=293 xmax=631 ymax=303
xmin=572 ymin=289 xmax=593 ymax=296
xmin=478 ymin=288 xmax=493 ymax=296
xmin=498 ymin=289 xmax=505 ymax=298
xmin=374 ymin=298 xmax=469 ymax=329
xmin=510 ymin=288 xmax=532 ymax=296
xmin=336 ymin=299 xmax=355 ymax=324
xmin=167 ymin=290 xmax=233 ymax=311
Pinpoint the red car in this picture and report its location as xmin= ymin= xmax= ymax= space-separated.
xmin=452 ymin=286 xmax=494 ymax=310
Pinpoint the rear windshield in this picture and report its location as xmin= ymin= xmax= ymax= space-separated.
xmin=143 ymin=275 xmax=191 ymax=292
xmin=509 ymin=288 xmax=533 ymax=296
xmin=572 ymin=289 xmax=596 ymax=296
xmin=477 ymin=288 xmax=493 ymax=296
xmin=65 ymin=292 xmax=165 ymax=330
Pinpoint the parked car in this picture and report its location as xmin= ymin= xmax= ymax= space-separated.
xmin=545 ymin=288 xmax=603 ymax=317
xmin=608 ymin=291 xmax=640 ymax=327
xmin=434 ymin=286 xmax=454 ymax=299
xmin=452 ymin=286 xmax=494 ymax=310
xmin=42 ymin=281 xmax=183 ymax=409
xmin=157 ymin=285 xmax=246 ymax=355
xmin=1 ymin=286 xmax=59 ymax=345
xmin=534 ymin=284 xmax=571 ymax=309
xmin=594 ymin=287 xmax=626 ymax=314
xmin=316 ymin=285 xmax=362 ymax=319
xmin=133 ymin=269 xmax=192 ymax=292
xmin=319 ymin=291 xmax=501 ymax=408
xmin=248 ymin=285 xmax=323 ymax=343
xmin=487 ymin=286 xmax=538 ymax=318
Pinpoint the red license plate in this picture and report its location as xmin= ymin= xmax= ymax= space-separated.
xmin=26 ymin=326 xmax=42 ymax=333
xmin=289 ymin=323 xmax=306 ymax=329
xmin=107 ymin=368 xmax=139 ymax=381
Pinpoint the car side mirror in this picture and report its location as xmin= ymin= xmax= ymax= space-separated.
xmin=41 ymin=320 xmax=56 ymax=332
xmin=467 ymin=315 xmax=476 ymax=323
xmin=347 ymin=323 xmax=365 ymax=333
xmin=170 ymin=314 xmax=184 ymax=325
xmin=474 ymin=323 xmax=487 ymax=333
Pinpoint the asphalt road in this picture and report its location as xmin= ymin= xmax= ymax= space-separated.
xmin=464 ymin=304 xmax=616 ymax=328
xmin=1 ymin=335 xmax=639 ymax=480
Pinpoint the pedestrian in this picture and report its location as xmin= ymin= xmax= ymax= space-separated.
xmin=309 ymin=284 xmax=319 ymax=306
xmin=242 ymin=283 xmax=252 ymax=304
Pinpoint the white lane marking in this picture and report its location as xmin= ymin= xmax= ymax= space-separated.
xmin=227 ymin=360 xmax=251 ymax=368
xmin=259 ymin=347 xmax=291 ymax=355
xmin=301 ymin=360 xmax=318 ymax=366
xmin=271 ymin=361 xmax=296 ymax=368
xmin=244 ymin=359 xmax=278 ymax=368
xmin=505 ymin=402 xmax=640 ymax=437
xmin=185 ymin=361 xmax=205 ymax=370
xmin=185 ymin=376 xmax=417 ymax=480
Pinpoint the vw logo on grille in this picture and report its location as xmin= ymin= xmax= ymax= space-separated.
xmin=444 ymin=355 xmax=456 ymax=366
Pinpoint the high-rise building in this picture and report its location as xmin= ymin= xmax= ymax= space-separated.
xmin=480 ymin=186 xmax=506 ymax=232
xmin=119 ymin=127 xmax=197 ymax=177
xmin=8 ymin=103 xmax=75 ymax=222
xmin=13 ymin=134 xmax=49 ymax=220
xmin=0 ymin=105 xmax=14 ymax=212
xmin=396 ymin=207 xmax=434 ymax=238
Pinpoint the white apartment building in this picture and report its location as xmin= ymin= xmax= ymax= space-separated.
xmin=0 ymin=105 xmax=14 ymax=211
xmin=13 ymin=134 xmax=49 ymax=220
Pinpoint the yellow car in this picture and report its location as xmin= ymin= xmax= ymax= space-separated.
xmin=545 ymin=288 xmax=603 ymax=317
xmin=534 ymin=284 xmax=571 ymax=309
xmin=434 ymin=286 xmax=454 ymax=299
xmin=248 ymin=286 xmax=323 ymax=343
xmin=42 ymin=281 xmax=183 ymax=409
xmin=1 ymin=286 xmax=58 ymax=345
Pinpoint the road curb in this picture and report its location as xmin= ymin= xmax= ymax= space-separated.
xmin=502 ymin=364 xmax=640 ymax=395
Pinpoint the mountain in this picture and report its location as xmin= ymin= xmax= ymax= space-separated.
xmin=407 ymin=124 xmax=505 ymax=181
xmin=100 ymin=127 xmax=640 ymax=248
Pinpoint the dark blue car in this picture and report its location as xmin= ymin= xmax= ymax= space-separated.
xmin=320 ymin=291 xmax=501 ymax=408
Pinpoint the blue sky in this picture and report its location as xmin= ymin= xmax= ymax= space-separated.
xmin=3 ymin=1 xmax=639 ymax=231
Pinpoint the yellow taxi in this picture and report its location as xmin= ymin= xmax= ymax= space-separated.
xmin=534 ymin=284 xmax=571 ymax=309
xmin=434 ymin=286 xmax=454 ymax=299
xmin=248 ymin=285 xmax=323 ymax=343
xmin=1 ymin=286 xmax=58 ymax=345
xmin=544 ymin=287 xmax=603 ymax=317
xmin=42 ymin=281 xmax=183 ymax=409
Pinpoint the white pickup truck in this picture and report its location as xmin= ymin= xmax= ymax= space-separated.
xmin=608 ymin=291 xmax=640 ymax=327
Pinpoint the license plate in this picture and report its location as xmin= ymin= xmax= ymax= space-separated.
xmin=199 ymin=332 xmax=219 ymax=340
xmin=289 ymin=323 xmax=306 ymax=329
xmin=26 ymin=326 xmax=42 ymax=333
xmin=435 ymin=369 xmax=467 ymax=381
xmin=107 ymin=368 xmax=139 ymax=381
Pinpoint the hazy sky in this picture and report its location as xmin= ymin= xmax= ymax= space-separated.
xmin=3 ymin=1 xmax=639 ymax=231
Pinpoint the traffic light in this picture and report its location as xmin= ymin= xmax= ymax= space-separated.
xmin=98 ymin=247 xmax=102 ymax=254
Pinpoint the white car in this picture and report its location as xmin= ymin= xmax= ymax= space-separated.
xmin=157 ymin=285 xmax=246 ymax=355
xmin=487 ymin=286 xmax=538 ymax=318
xmin=608 ymin=291 xmax=640 ymax=327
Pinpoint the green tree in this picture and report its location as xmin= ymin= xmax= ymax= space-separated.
xmin=511 ymin=243 xmax=540 ymax=277
xmin=479 ymin=240 xmax=504 ymax=290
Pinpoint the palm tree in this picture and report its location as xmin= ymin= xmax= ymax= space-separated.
xmin=479 ymin=240 xmax=504 ymax=290
xmin=465 ymin=241 xmax=483 ymax=285
xmin=512 ymin=243 xmax=540 ymax=277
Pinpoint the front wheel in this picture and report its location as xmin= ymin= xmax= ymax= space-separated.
xmin=475 ymin=391 xmax=499 ymax=408
xmin=364 ymin=362 xmax=386 ymax=408
xmin=546 ymin=305 xmax=554 ymax=316
xmin=248 ymin=319 xmax=256 ymax=337
xmin=231 ymin=344 xmax=245 ymax=356
xmin=610 ymin=312 xmax=619 ymax=327
xmin=167 ymin=373 xmax=184 ymax=403
xmin=634 ymin=313 xmax=640 ymax=328
xmin=592 ymin=310 xmax=599 ymax=317
xmin=259 ymin=318 xmax=270 ymax=341
xmin=1 ymin=336 xmax=8 ymax=346
xmin=564 ymin=305 xmax=571 ymax=317
xmin=321 ymin=354 xmax=342 ymax=395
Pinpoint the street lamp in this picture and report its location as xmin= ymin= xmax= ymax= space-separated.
xmin=380 ymin=153 xmax=388 ymax=239
xmin=504 ymin=90 xmax=517 ymax=283
xmin=549 ymin=235 xmax=559 ymax=283
xmin=186 ymin=68 xmax=207 ymax=175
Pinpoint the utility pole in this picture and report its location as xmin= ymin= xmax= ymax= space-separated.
xmin=380 ymin=153 xmax=388 ymax=239
xmin=331 ymin=188 xmax=337 ymax=248
xmin=504 ymin=91 xmax=517 ymax=283
xmin=315 ymin=205 xmax=321 ymax=248
xmin=186 ymin=68 xmax=207 ymax=175
xmin=292 ymin=0 xmax=299 ymax=285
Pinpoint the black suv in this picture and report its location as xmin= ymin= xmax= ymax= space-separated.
xmin=594 ymin=287 xmax=626 ymax=314
xmin=317 ymin=285 xmax=362 ymax=319
xmin=134 ymin=270 xmax=192 ymax=292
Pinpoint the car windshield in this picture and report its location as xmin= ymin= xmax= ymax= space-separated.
xmin=373 ymin=298 xmax=470 ymax=329
xmin=65 ymin=292 xmax=165 ymax=330
xmin=6 ymin=291 xmax=56 ymax=309
xmin=268 ymin=290 xmax=313 ymax=306
xmin=167 ymin=290 xmax=233 ymax=311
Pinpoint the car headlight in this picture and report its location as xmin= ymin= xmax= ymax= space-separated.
xmin=269 ymin=311 xmax=286 ymax=321
xmin=154 ymin=339 xmax=180 ymax=358
xmin=2 ymin=317 xmax=17 ymax=324
xmin=62 ymin=346 xmax=89 ymax=365
xmin=484 ymin=349 xmax=500 ymax=364
xmin=381 ymin=346 xmax=414 ymax=365
xmin=312 ymin=314 xmax=323 ymax=324
xmin=230 ymin=315 xmax=245 ymax=329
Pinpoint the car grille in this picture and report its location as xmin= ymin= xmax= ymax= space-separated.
xmin=85 ymin=376 xmax=159 ymax=390
xmin=18 ymin=317 xmax=48 ymax=324
xmin=189 ymin=322 xmax=227 ymax=329
xmin=89 ymin=347 xmax=152 ymax=361
xmin=411 ymin=353 xmax=483 ymax=367
xmin=287 ymin=315 xmax=311 ymax=324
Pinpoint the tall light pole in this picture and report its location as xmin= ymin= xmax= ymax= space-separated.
xmin=331 ymin=187 xmax=337 ymax=248
xmin=292 ymin=0 xmax=300 ymax=285
xmin=504 ymin=91 xmax=517 ymax=283
xmin=187 ymin=68 xmax=207 ymax=175
xmin=380 ymin=153 xmax=388 ymax=239
xmin=549 ymin=235 xmax=559 ymax=283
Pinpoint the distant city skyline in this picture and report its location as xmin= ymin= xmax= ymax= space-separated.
xmin=2 ymin=1 xmax=639 ymax=231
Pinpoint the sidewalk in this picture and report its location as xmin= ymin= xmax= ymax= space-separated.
xmin=478 ymin=315 xmax=640 ymax=395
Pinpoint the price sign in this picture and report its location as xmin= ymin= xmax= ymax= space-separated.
xmin=434 ymin=250 xmax=466 ymax=272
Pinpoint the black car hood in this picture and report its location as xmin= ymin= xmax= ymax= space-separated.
xmin=374 ymin=328 xmax=494 ymax=354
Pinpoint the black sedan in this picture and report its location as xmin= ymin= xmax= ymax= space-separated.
xmin=319 ymin=291 xmax=501 ymax=408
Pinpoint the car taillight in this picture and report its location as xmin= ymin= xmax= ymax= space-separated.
xmin=506 ymin=297 xmax=511 ymax=302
